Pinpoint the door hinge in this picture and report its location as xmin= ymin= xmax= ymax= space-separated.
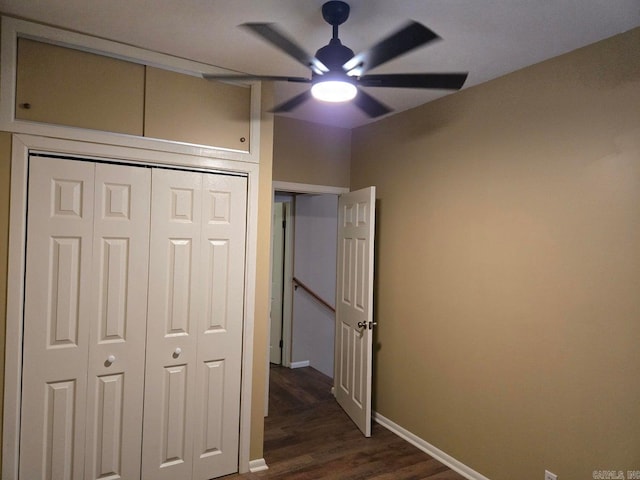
xmin=279 ymin=339 xmax=283 ymax=348
xmin=282 ymin=219 xmax=286 ymax=229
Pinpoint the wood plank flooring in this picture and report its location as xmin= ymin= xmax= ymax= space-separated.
xmin=224 ymin=366 xmax=466 ymax=480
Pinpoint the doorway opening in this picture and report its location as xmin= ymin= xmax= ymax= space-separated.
xmin=269 ymin=192 xmax=338 ymax=376
xmin=266 ymin=183 xmax=377 ymax=438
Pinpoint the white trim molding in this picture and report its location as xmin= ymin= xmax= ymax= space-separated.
xmin=373 ymin=412 xmax=492 ymax=480
xmin=248 ymin=458 xmax=269 ymax=473
xmin=289 ymin=360 xmax=311 ymax=369
xmin=272 ymin=181 xmax=349 ymax=195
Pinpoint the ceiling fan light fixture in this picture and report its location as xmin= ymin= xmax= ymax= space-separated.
xmin=311 ymin=78 xmax=357 ymax=103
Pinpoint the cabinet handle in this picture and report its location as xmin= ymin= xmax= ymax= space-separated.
xmin=106 ymin=355 xmax=116 ymax=364
xmin=174 ymin=347 xmax=182 ymax=357
xmin=240 ymin=137 xmax=246 ymax=143
xmin=20 ymin=103 xmax=32 ymax=110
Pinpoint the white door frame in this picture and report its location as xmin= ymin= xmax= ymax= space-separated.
xmin=3 ymin=134 xmax=260 ymax=478
xmin=275 ymin=196 xmax=294 ymax=368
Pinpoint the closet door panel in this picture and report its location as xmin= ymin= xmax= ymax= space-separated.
xmin=193 ymin=174 xmax=247 ymax=479
xmin=143 ymin=169 xmax=202 ymax=480
xmin=21 ymin=157 xmax=95 ymax=480
xmin=85 ymin=163 xmax=151 ymax=479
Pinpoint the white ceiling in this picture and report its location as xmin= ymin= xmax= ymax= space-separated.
xmin=1 ymin=0 xmax=638 ymax=128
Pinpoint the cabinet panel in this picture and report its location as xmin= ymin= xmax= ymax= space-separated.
xmin=16 ymin=38 xmax=144 ymax=135
xmin=144 ymin=66 xmax=251 ymax=151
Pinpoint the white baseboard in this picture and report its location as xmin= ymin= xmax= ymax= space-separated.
xmin=373 ymin=412 xmax=491 ymax=480
xmin=248 ymin=458 xmax=269 ymax=472
xmin=289 ymin=360 xmax=310 ymax=369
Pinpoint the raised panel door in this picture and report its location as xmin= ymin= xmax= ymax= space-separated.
xmin=20 ymin=156 xmax=95 ymax=479
xmin=142 ymin=169 xmax=202 ymax=480
xmin=84 ymin=163 xmax=151 ymax=479
xmin=142 ymin=169 xmax=246 ymax=480
xmin=334 ymin=187 xmax=376 ymax=437
xmin=192 ymin=174 xmax=247 ymax=479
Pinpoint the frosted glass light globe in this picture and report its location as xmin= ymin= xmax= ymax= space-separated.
xmin=311 ymin=80 xmax=357 ymax=103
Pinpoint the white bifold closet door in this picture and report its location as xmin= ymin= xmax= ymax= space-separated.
xmin=20 ymin=156 xmax=247 ymax=480
xmin=142 ymin=169 xmax=247 ymax=480
xmin=21 ymin=157 xmax=151 ymax=480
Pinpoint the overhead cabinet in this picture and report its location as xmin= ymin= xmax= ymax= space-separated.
xmin=20 ymin=155 xmax=247 ymax=480
xmin=15 ymin=39 xmax=252 ymax=151
xmin=16 ymin=38 xmax=145 ymax=135
xmin=144 ymin=66 xmax=251 ymax=151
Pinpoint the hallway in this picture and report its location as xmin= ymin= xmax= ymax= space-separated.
xmin=226 ymin=366 xmax=466 ymax=479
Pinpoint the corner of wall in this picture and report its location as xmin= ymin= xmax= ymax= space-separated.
xmin=0 ymin=131 xmax=12 ymax=473
xmin=249 ymin=82 xmax=275 ymax=461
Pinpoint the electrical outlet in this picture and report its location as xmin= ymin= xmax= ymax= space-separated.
xmin=545 ymin=470 xmax=558 ymax=480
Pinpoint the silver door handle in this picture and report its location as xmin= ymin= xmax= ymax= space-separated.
xmin=357 ymin=321 xmax=377 ymax=330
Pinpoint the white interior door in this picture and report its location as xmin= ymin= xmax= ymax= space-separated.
xmin=334 ymin=186 xmax=376 ymax=437
xmin=20 ymin=157 xmax=151 ymax=479
xmin=142 ymin=169 xmax=247 ymax=480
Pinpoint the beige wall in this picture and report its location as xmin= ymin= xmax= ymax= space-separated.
xmin=0 ymin=132 xmax=10 ymax=473
xmin=351 ymin=28 xmax=640 ymax=480
xmin=273 ymin=116 xmax=351 ymax=188
xmin=250 ymin=82 xmax=274 ymax=460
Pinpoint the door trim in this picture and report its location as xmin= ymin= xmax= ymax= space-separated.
xmin=2 ymin=134 xmax=260 ymax=477
xmin=272 ymin=181 xmax=348 ymax=195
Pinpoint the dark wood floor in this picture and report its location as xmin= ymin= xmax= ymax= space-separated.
xmin=225 ymin=366 xmax=466 ymax=480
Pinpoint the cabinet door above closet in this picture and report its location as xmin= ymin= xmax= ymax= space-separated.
xmin=144 ymin=66 xmax=251 ymax=151
xmin=16 ymin=38 xmax=145 ymax=135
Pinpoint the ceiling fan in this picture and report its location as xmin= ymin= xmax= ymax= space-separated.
xmin=205 ymin=1 xmax=468 ymax=118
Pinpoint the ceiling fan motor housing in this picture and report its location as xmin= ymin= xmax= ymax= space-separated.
xmin=315 ymin=39 xmax=355 ymax=72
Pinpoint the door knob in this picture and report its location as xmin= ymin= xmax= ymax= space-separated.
xmin=106 ymin=355 xmax=116 ymax=364
xmin=173 ymin=347 xmax=182 ymax=357
xmin=357 ymin=321 xmax=377 ymax=330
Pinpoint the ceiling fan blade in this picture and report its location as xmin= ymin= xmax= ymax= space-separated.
xmin=353 ymin=89 xmax=393 ymax=118
xmin=204 ymin=73 xmax=311 ymax=83
xmin=343 ymin=21 xmax=440 ymax=76
xmin=241 ymin=23 xmax=328 ymax=75
xmin=358 ymin=73 xmax=468 ymax=90
xmin=270 ymin=90 xmax=313 ymax=113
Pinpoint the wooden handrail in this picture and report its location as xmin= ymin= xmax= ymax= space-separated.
xmin=292 ymin=276 xmax=336 ymax=313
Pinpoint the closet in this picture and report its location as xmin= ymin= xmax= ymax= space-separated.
xmin=20 ymin=155 xmax=247 ymax=480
